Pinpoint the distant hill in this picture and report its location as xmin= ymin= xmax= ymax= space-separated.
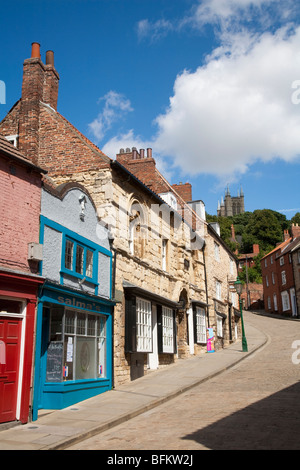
xmin=206 ymin=209 xmax=300 ymax=285
xmin=206 ymin=209 xmax=300 ymax=256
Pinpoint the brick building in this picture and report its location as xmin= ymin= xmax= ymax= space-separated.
xmin=0 ymin=43 xmax=241 ymax=392
xmin=261 ymin=225 xmax=300 ymax=317
xmin=0 ymin=134 xmax=45 ymax=423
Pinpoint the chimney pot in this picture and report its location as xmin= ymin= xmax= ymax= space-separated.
xmin=31 ymin=42 xmax=41 ymax=59
xmin=147 ymin=148 xmax=152 ymax=158
xmin=140 ymin=149 xmax=144 ymax=158
xmin=46 ymin=50 xmax=54 ymax=66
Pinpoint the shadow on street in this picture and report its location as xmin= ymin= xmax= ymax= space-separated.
xmin=182 ymin=380 xmax=300 ymax=450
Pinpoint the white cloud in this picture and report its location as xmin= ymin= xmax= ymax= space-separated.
xmin=137 ymin=18 xmax=174 ymax=42
xmin=99 ymin=1 xmax=300 ymax=181
xmin=88 ymin=91 xmax=133 ymax=142
xmin=154 ymin=25 xmax=300 ymax=178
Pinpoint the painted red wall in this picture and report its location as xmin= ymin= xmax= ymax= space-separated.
xmin=0 ymin=155 xmax=42 ymax=273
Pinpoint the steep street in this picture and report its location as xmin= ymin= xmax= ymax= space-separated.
xmin=68 ymin=312 xmax=300 ymax=450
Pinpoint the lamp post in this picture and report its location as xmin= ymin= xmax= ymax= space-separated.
xmin=234 ymin=276 xmax=248 ymax=352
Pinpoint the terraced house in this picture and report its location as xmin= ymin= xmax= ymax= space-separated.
xmin=0 ymin=43 xmax=241 ymax=402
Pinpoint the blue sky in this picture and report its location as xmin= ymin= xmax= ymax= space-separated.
xmin=1 ymin=0 xmax=300 ymax=218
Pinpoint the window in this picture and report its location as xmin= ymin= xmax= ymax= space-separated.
xmin=267 ymin=296 xmax=271 ymax=309
xmin=281 ymin=291 xmax=290 ymax=311
xmin=280 ymin=256 xmax=284 ymax=266
xmin=86 ymin=249 xmax=94 ymax=278
xmin=161 ymin=306 xmax=174 ymax=353
xmin=272 ymin=272 xmax=275 ymax=285
xmin=5 ymin=134 xmax=18 ymax=147
xmin=215 ymin=280 xmax=222 ymax=300
xmin=75 ymin=245 xmax=84 ymax=275
xmin=136 ymin=298 xmax=152 ymax=352
xmin=162 ymin=239 xmax=168 ymax=271
xmin=65 ymin=240 xmax=74 ymax=270
xmin=230 ymin=258 xmax=234 ymax=275
xmin=273 ymin=293 xmax=278 ymax=311
xmin=214 ymin=242 xmax=220 ymax=262
xmin=194 ymin=307 xmax=206 ymax=344
xmin=266 ymin=275 xmax=269 ymax=287
xmin=46 ymin=308 xmax=107 ymax=382
xmin=217 ymin=315 xmax=223 ymax=337
xmin=271 ymin=256 xmax=273 ymax=264
xmin=128 ymin=202 xmax=146 ymax=258
xmin=281 ymin=271 xmax=286 ymax=285
xmin=64 ymin=238 xmax=95 ymax=280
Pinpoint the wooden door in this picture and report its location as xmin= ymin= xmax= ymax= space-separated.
xmin=0 ymin=317 xmax=22 ymax=423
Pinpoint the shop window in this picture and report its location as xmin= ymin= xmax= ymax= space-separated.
xmin=161 ymin=306 xmax=174 ymax=353
xmin=194 ymin=306 xmax=207 ymax=344
xmin=136 ymin=298 xmax=152 ymax=352
xmin=157 ymin=305 xmax=176 ymax=354
xmin=46 ymin=308 xmax=107 ymax=382
xmin=125 ymin=296 xmax=176 ymax=354
xmin=63 ymin=237 xmax=95 ymax=281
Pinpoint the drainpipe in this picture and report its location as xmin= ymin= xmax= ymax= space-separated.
xmin=202 ymin=241 xmax=210 ymax=327
xmin=109 ymin=233 xmax=117 ymax=389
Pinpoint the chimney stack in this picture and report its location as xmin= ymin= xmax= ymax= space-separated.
xmin=18 ymin=43 xmax=60 ymax=164
xmin=283 ymin=229 xmax=290 ymax=241
xmin=31 ymin=42 xmax=41 ymax=59
xmin=291 ymin=223 xmax=300 ymax=240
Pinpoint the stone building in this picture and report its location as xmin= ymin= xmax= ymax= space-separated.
xmin=217 ymin=185 xmax=245 ymax=217
xmin=0 ymin=43 xmax=241 ymax=388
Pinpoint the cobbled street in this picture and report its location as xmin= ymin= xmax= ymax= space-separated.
xmin=68 ymin=312 xmax=300 ymax=450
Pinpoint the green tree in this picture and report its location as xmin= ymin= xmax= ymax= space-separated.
xmin=291 ymin=212 xmax=300 ymax=225
xmin=241 ymin=209 xmax=282 ymax=253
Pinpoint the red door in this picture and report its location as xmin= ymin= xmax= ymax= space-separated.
xmin=0 ymin=317 xmax=22 ymax=423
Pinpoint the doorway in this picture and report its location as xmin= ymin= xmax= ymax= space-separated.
xmin=148 ymin=304 xmax=158 ymax=369
xmin=0 ymin=317 xmax=22 ymax=423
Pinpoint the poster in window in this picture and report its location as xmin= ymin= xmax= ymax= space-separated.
xmin=46 ymin=341 xmax=63 ymax=382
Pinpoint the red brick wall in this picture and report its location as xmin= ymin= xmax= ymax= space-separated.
xmin=261 ymin=250 xmax=295 ymax=314
xmin=171 ymin=183 xmax=192 ymax=202
xmin=0 ymin=155 xmax=42 ymax=273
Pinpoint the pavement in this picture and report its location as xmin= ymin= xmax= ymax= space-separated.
xmin=0 ymin=311 xmax=268 ymax=450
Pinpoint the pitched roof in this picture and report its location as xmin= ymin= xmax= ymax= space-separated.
xmin=261 ymin=237 xmax=292 ymax=260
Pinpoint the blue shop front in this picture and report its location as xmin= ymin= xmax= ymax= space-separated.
xmin=32 ymin=182 xmax=115 ymax=420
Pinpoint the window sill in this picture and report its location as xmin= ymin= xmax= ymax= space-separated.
xmin=60 ymin=270 xmax=98 ymax=286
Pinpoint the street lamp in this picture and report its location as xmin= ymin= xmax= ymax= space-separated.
xmin=234 ymin=276 xmax=248 ymax=352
